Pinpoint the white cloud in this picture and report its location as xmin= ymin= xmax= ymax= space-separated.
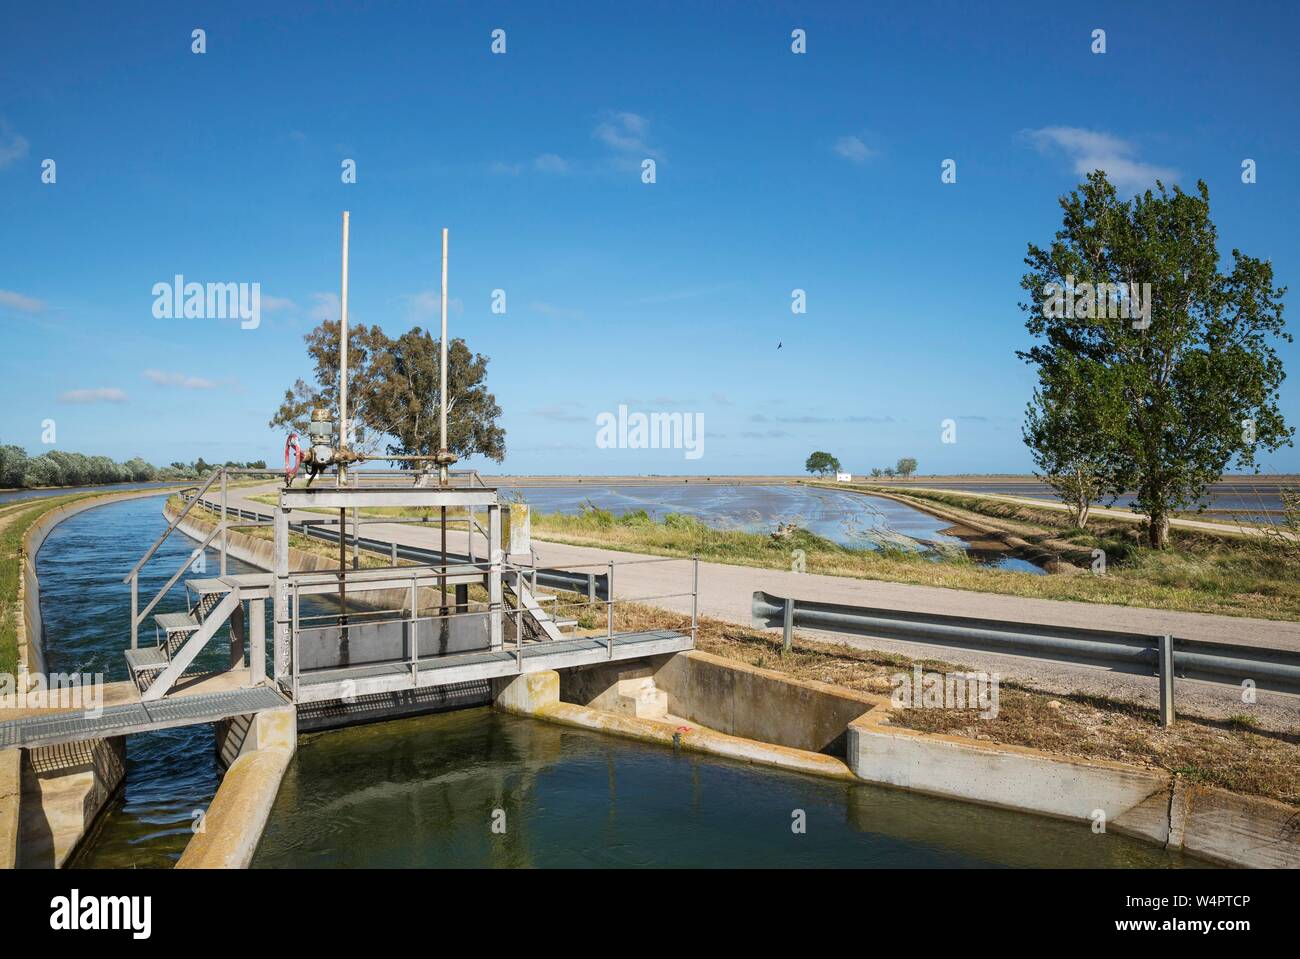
xmin=593 ymin=111 xmax=659 ymax=159
xmin=833 ymin=135 xmax=877 ymax=164
xmin=309 ymin=292 xmax=340 ymax=322
xmin=0 ymin=122 xmax=29 ymax=170
xmin=0 ymin=288 xmax=47 ymax=312
xmin=533 ymin=153 xmax=569 ymax=174
xmin=1022 ymin=126 xmax=1178 ymax=191
xmin=143 ymin=369 xmax=219 ymax=389
xmin=59 ymin=387 xmax=127 ymax=404
xmin=261 ymin=295 xmax=297 ymax=313
xmin=529 ymin=300 xmax=584 ymax=320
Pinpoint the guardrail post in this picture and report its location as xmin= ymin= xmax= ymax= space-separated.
xmin=782 ymin=597 xmax=794 ymax=654
xmin=390 ymin=540 xmax=398 ymax=566
xmin=607 ymin=561 xmax=615 ymax=658
xmin=691 ymin=556 xmax=699 ymax=645
xmin=1158 ymin=634 xmax=1175 ymax=727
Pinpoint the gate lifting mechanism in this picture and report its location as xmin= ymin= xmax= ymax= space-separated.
xmin=284 ymin=407 xmax=364 ymax=487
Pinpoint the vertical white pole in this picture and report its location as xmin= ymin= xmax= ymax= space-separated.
xmin=339 ymin=211 xmax=351 ymax=484
xmin=439 ymin=227 xmax=449 ymax=483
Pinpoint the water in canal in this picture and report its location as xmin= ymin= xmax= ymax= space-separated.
xmin=36 ymin=494 xmax=263 ymax=867
xmin=37 ymin=494 xmax=1202 ymax=869
xmin=253 ymin=707 xmax=1204 ymax=869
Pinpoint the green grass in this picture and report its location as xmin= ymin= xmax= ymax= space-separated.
xmin=528 ymin=500 xmax=1300 ymax=621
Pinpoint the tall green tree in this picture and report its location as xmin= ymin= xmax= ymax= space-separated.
xmin=895 ymin=457 xmax=918 ymax=478
xmin=1019 ymin=173 xmax=1292 ymax=548
xmin=804 ymin=451 xmax=840 ymax=476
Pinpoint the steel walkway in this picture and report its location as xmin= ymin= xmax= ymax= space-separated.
xmin=292 ymin=629 xmax=693 ymax=703
xmin=0 ymin=686 xmax=289 ymax=749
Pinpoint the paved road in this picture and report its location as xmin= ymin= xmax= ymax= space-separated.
xmin=218 ymin=483 xmax=1300 ymax=728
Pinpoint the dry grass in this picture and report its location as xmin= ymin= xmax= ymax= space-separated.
xmin=682 ymin=616 xmax=1300 ymax=806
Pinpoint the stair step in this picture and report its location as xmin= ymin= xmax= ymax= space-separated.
xmin=186 ymin=578 xmax=231 ymax=594
xmin=531 ymin=593 xmax=558 ymax=603
xmin=154 ymin=611 xmax=201 ymax=633
xmin=125 ymin=646 xmax=168 ymax=672
xmin=124 ymin=647 xmax=168 ymax=693
xmin=554 ymin=618 xmax=578 ymax=629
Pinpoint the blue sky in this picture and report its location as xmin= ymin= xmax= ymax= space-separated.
xmin=2 ymin=0 xmax=1298 ymax=475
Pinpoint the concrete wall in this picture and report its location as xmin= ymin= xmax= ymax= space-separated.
xmin=561 ymin=650 xmax=881 ymax=756
xmin=178 ymin=705 xmax=296 ymax=869
xmin=0 ymin=749 xmax=19 ymax=869
xmin=846 ymin=707 xmax=1300 ymax=869
xmin=17 ymin=737 xmax=126 ymax=868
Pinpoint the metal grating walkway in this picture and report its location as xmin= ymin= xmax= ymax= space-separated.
xmin=0 ymin=686 xmax=289 ymax=749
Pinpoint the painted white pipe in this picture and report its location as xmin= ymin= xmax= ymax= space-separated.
xmin=339 ymin=210 xmax=351 ymax=485
xmin=439 ymin=226 xmax=449 ymax=482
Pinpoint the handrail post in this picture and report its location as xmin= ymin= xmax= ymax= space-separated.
xmin=606 ymin=561 xmax=615 ymax=658
xmin=410 ymin=571 xmax=419 ymax=683
xmin=130 ymin=571 xmax=138 ymax=649
xmin=220 ymin=468 xmax=228 ymax=575
xmin=291 ymin=583 xmax=300 ymax=703
xmin=515 ymin=578 xmax=523 ymax=670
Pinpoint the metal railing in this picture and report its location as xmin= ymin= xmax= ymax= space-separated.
xmin=280 ymin=555 xmax=700 ymax=694
xmin=753 ymin=591 xmax=1300 ymax=726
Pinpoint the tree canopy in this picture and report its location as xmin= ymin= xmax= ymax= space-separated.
xmin=804 ymin=451 xmax=841 ymax=476
xmin=269 ymin=319 xmax=506 ymax=464
xmin=1019 ymin=172 xmax=1292 ymax=547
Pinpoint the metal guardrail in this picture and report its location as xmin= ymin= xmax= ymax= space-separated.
xmin=752 ymin=590 xmax=1300 ymax=726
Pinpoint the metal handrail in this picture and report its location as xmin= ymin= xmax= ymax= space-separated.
xmin=122 ymin=469 xmax=221 ymax=582
xmin=135 ymin=520 xmax=228 ymax=629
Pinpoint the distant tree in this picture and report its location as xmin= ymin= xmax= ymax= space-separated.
xmin=1020 ymin=172 xmax=1293 ymax=548
xmin=0 ymin=445 xmax=28 ymax=488
xmin=869 ymin=467 xmax=883 ymax=478
xmin=882 ymin=467 xmax=896 ymax=478
xmin=896 ymin=457 xmax=918 ymax=478
xmin=804 ymin=451 xmax=841 ymax=476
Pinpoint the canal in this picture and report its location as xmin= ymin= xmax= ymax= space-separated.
xmin=36 ymin=494 xmax=1203 ymax=868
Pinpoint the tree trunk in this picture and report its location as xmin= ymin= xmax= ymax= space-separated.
xmin=1148 ymin=510 xmax=1170 ymax=549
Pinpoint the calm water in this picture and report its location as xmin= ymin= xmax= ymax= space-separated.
xmin=253 ymin=708 xmax=1204 ymax=869
xmin=36 ymin=494 xmax=264 ymax=868
xmin=511 ymin=484 xmax=1044 ymax=573
xmin=0 ymin=480 xmax=180 ymax=505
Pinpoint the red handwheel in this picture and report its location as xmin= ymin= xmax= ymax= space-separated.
xmin=284 ymin=434 xmax=301 ymax=485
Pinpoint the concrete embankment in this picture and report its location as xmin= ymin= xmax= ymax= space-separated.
xmin=177 ymin=705 xmax=297 ymax=869
xmin=501 ymin=649 xmax=1300 ymax=869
